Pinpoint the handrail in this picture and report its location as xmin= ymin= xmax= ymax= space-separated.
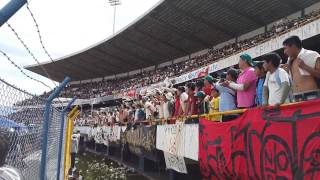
xmin=77 ymin=101 xmax=302 ymax=127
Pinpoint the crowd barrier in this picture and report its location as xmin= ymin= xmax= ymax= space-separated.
xmin=75 ymin=100 xmax=320 ymax=179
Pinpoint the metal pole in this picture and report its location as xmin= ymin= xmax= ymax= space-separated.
xmin=0 ymin=0 xmax=27 ymax=27
xmin=112 ymin=5 xmax=116 ymax=34
xmin=40 ymin=77 xmax=70 ymax=180
xmin=56 ymin=97 xmax=77 ymax=180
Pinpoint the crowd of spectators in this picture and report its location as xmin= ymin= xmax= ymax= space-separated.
xmin=76 ymin=35 xmax=320 ymax=127
xmin=58 ymin=10 xmax=320 ymax=99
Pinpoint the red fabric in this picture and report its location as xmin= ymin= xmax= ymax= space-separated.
xmin=174 ymin=97 xmax=181 ymax=117
xmin=203 ymin=85 xmax=213 ymax=96
xmin=187 ymin=94 xmax=198 ymax=115
xmin=197 ymin=66 xmax=209 ymax=78
xmin=199 ymin=99 xmax=320 ymax=180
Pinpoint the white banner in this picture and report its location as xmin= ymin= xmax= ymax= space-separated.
xmin=174 ymin=19 xmax=320 ymax=84
xmin=164 ymin=152 xmax=187 ymax=174
xmin=156 ymin=123 xmax=198 ymax=161
xmin=183 ymin=124 xmax=199 ymax=160
xmin=85 ymin=126 xmax=126 ymax=145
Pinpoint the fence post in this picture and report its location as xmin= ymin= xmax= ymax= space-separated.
xmin=56 ymin=97 xmax=77 ymax=180
xmin=0 ymin=0 xmax=27 ymax=26
xmin=40 ymin=77 xmax=70 ymax=180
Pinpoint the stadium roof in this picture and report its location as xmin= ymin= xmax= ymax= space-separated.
xmin=25 ymin=0 xmax=320 ymax=82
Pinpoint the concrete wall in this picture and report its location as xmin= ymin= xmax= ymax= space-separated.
xmin=305 ymin=2 xmax=320 ymax=14
xmin=104 ymin=75 xmax=116 ymax=80
xmin=158 ymin=61 xmax=173 ymax=68
xmin=92 ymin=77 xmax=103 ymax=82
xmin=69 ymin=81 xmax=81 ymax=85
xmin=190 ymin=49 xmax=208 ymax=58
xmin=213 ymin=38 xmax=236 ymax=50
xmin=142 ymin=65 xmax=155 ymax=72
xmin=173 ymin=55 xmax=189 ymax=64
xmin=115 ymin=72 xmax=128 ymax=78
xmin=128 ymin=69 xmax=141 ymax=76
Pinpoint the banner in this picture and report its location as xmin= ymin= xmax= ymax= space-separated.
xmin=199 ymin=100 xmax=320 ymax=179
xmin=156 ymin=123 xmax=198 ymax=161
xmin=164 ymin=152 xmax=188 ymax=174
xmin=124 ymin=125 xmax=157 ymax=159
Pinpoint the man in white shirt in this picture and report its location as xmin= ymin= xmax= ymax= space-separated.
xmin=177 ymin=86 xmax=188 ymax=115
xmin=263 ymin=53 xmax=291 ymax=107
xmin=143 ymin=98 xmax=156 ymax=120
xmin=282 ymin=36 xmax=320 ymax=102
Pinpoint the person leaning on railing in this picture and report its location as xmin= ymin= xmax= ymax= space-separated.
xmin=196 ymin=91 xmax=209 ymax=115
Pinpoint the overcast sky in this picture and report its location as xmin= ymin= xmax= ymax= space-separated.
xmin=0 ymin=0 xmax=160 ymax=95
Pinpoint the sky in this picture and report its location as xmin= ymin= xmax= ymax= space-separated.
xmin=0 ymin=0 xmax=160 ymax=95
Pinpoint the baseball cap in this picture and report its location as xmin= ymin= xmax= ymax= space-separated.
xmin=240 ymin=53 xmax=256 ymax=67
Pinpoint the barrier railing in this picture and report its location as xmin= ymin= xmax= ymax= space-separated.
xmin=63 ymin=106 xmax=80 ymax=180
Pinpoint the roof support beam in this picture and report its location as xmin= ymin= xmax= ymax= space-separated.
xmin=120 ymin=35 xmax=170 ymax=59
xmin=110 ymin=43 xmax=157 ymax=65
xmin=165 ymin=1 xmax=236 ymax=38
xmin=210 ymin=0 xmax=265 ymax=26
xmin=134 ymin=27 xmax=189 ymax=55
xmin=146 ymin=15 xmax=211 ymax=48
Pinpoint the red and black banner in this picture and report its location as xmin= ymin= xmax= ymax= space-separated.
xmin=199 ymin=100 xmax=320 ymax=179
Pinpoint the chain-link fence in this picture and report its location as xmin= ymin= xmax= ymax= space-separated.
xmin=0 ymin=78 xmax=46 ymax=179
xmin=0 ymin=78 xmax=71 ymax=180
xmin=44 ymin=107 xmax=63 ymax=180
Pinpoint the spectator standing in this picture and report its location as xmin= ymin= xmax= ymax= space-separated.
xmin=209 ymin=88 xmax=220 ymax=114
xmin=158 ymin=94 xmax=164 ymax=119
xmin=254 ymin=62 xmax=267 ymax=106
xmin=195 ymin=80 xmax=204 ymax=94
xmin=71 ymin=134 xmax=79 ymax=171
xmin=177 ymin=86 xmax=188 ymax=115
xmin=282 ymin=36 xmax=320 ymax=102
xmin=143 ymin=98 xmax=156 ymax=120
xmin=136 ymin=104 xmax=146 ymax=121
xmin=263 ymin=53 xmax=291 ymax=106
xmin=223 ymin=54 xmax=257 ymax=108
xmin=196 ymin=91 xmax=209 ymax=114
xmin=203 ymin=75 xmax=214 ymax=96
xmin=163 ymin=93 xmax=174 ymax=119
xmin=173 ymin=91 xmax=181 ymax=117
xmin=214 ymin=69 xmax=237 ymax=112
xmin=186 ymin=82 xmax=198 ymax=116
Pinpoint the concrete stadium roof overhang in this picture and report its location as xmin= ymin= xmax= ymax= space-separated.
xmin=25 ymin=0 xmax=320 ymax=82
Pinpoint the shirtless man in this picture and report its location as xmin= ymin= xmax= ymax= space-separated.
xmin=282 ymin=36 xmax=320 ymax=102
